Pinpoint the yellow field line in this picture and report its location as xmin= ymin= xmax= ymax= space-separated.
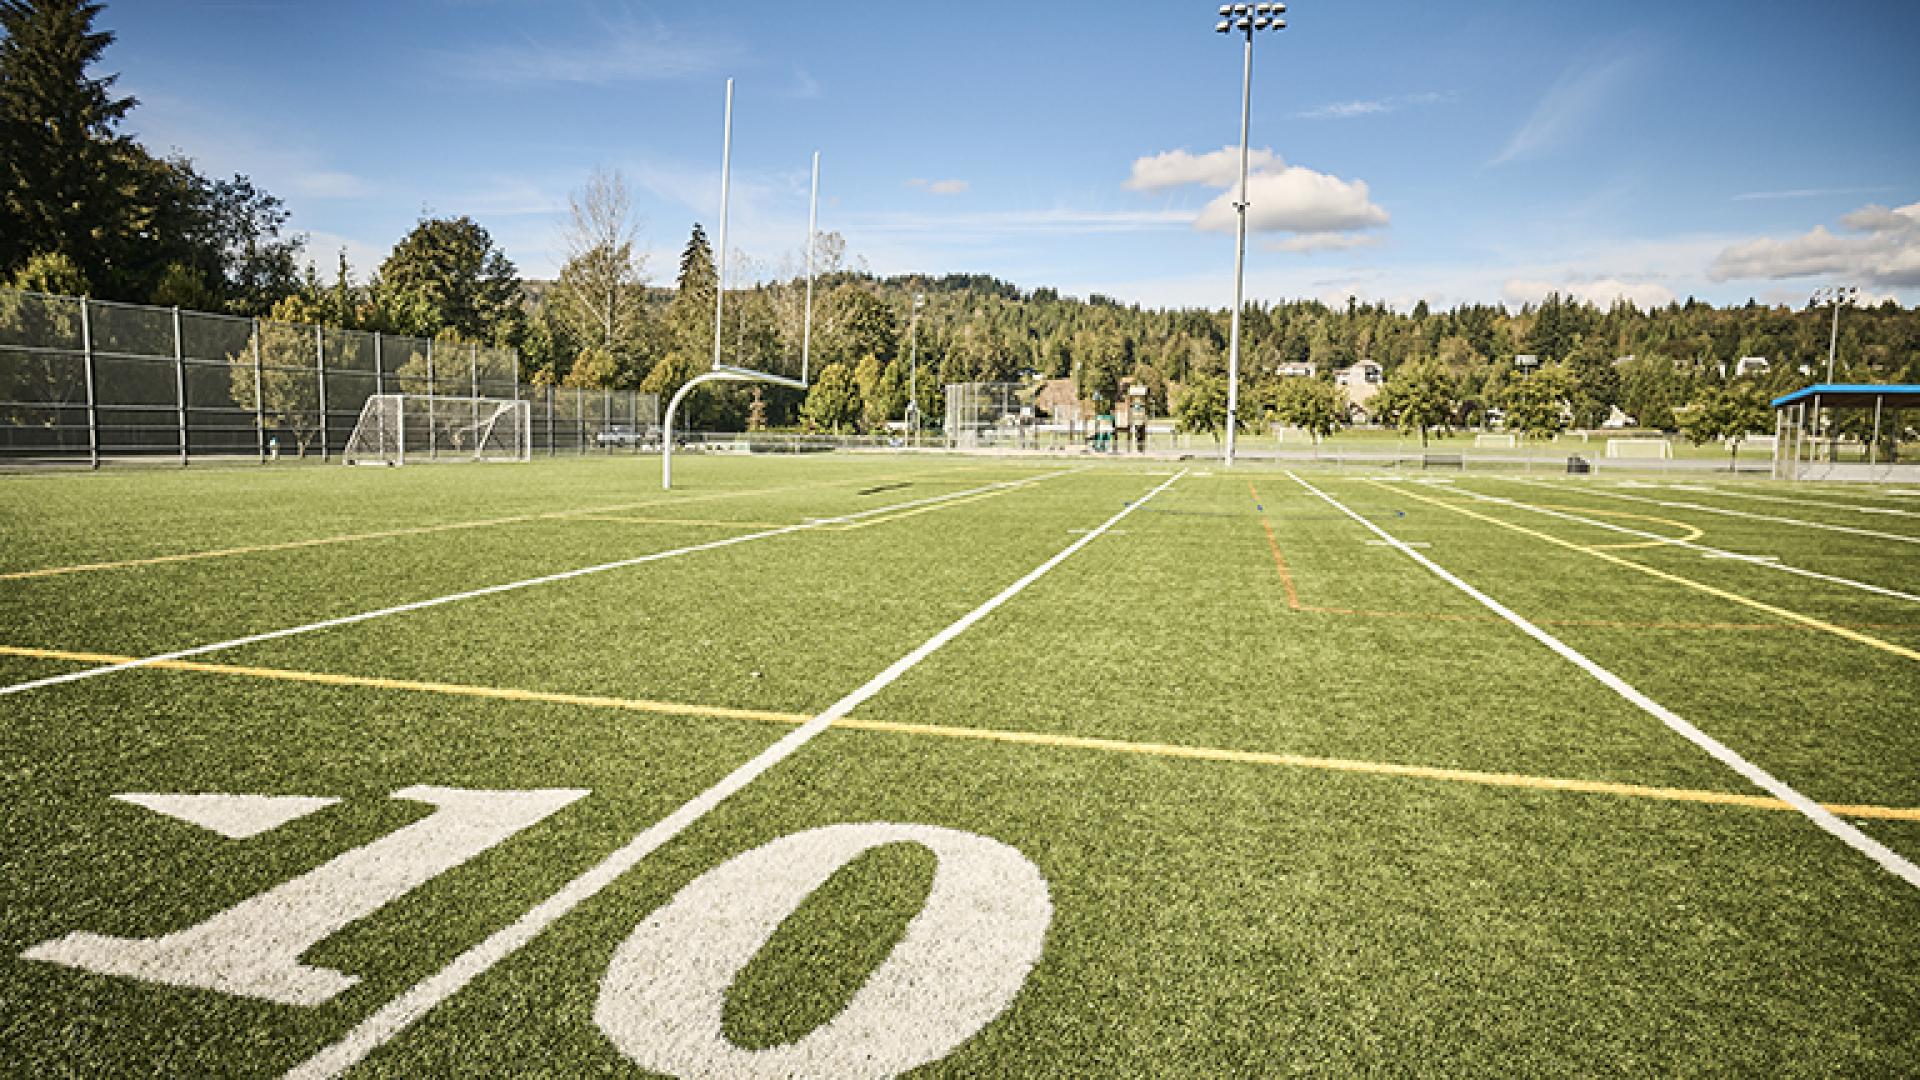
xmin=1532 ymin=503 xmax=1704 ymax=550
xmin=1380 ymin=482 xmax=1920 ymax=664
xmin=4 ymin=642 xmax=1915 ymax=822
xmin=0 ymin=643 xmax=801 ymax=726
xmin=832 ymin=717 xmax=1919 ymax=821
xmin=0 ymin=462 xmax=993 ymax=582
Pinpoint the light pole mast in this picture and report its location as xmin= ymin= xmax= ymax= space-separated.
xmin=1810 ymin=284 xmax=1857 ymax=460
xmin=1215 ymin=3 xmax=1286 ymax=467
xmin=1813 ymin=284 xmax=1856 ymax=384
xmin=905 ymin=292 xmax=925 ymax=441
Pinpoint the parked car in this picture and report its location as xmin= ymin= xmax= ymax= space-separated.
xmin=595 ymin=424 xmax=641 ymax=447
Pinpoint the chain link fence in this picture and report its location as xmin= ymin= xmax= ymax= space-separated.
xmin=0 ymin=287 xmax=659 ymax=467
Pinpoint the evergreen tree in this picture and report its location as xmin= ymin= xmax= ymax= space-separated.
xmin=0 ymin=0 xmax=134 ymax=279
xmin=664 ymin=223 xmax=717 ymax=361
xmin=369 ymin=216 xmax=522 ymax=345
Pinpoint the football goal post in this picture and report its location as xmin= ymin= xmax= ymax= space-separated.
xmin=343 ymin=394 xmax=531 ymax=465
xmin=1473 ymin=432 xmax=1517 ymax=449
xmin=1604 ymin=437 xmax=1673 ymax=460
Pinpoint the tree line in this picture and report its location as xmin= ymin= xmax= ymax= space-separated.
xmin=7 ymin=0 xmax=1917 ymax=442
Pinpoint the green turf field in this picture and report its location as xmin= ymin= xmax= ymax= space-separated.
xmin=3 ymin=453 xmax=1917 ymax=1076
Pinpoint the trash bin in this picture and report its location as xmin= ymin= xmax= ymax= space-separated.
xmin=1566 ymin=455 xmax=1590 ymax=474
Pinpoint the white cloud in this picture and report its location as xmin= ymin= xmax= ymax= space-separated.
xmin=1123 ymin=146 xmax=1279 ymax=191
xmin=289 ymin=171 xmax=370 ymax=199
xmin=1067 ymin=235 xmax=1739 ymax=314
xmin=1124 ymin=146 xmax=1388 ymax=241
xmin=299 ymin=231 xmax=389 ymax=283
xmin=1489 ymin=52 xmax=1640 ymax=167
xmin=444 ymin=13 xmax=740 ymax=85
xmin=849 ymin=208 xmax=1189 ymax=237
xmin=1266 ymin=233 xmax=1384 ymax=254
xmin=1732 ymin=185 xmax=1894 ymax=202
xmin=1708 ymin=201 xmax=1920 ymax=288
xmin=1194 ymin=166 xmax=1389 ymax=235
xmin=1503 ymin=277 xmax=1677 ymax=309
xmin=787 ymin=66 xmax=822 ymax=99
xmin=906 ymin=178 xmax=970 ymax=196
xmin=1293 ymin=91 xmax=1450 ymax=121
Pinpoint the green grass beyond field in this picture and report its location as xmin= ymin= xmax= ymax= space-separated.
xmin=3 ymin=453 xmax=1918 ymax=1077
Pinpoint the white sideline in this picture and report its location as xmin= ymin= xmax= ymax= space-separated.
xmin=0 ymin=468 xmax=1081 ymax=700
xmin=1508 ymin=476 xmax=1920 ymax=546
xmin=285 ymin=469 xmax=1185 ymax=1079
xmin=1665 ymin=484 xmax=1920 ymax=518
xmin=1443 ymin=484 xmax=1920 ymax=606
xmin=1288 ymin=471 xmax=1920 ymax=892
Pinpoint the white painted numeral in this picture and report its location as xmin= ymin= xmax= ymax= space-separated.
xmin=595 ymin=822 xmax=1052 ymax=1079
xmin=24 ymin=785 xmax=587 ymax=1005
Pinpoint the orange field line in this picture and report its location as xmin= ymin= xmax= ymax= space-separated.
xmin=1246 ymin=482 xmax=1920 ymax=633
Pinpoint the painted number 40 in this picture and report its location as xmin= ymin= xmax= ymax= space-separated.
xmin=25 ymin=787 xmax=1053 ymax=1078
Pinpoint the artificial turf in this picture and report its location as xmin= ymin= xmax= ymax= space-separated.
xmin=2 ymin=453 xmax=1916 ymax=1076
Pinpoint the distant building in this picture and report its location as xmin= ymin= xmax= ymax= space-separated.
xmin=1334 ymin=361 xmax=1385 ymax=421
xmin=1735 ymin=356 xmax=1771 ymax=377
xmin=1275 ymin=362 xmax=1317 ymax=378
xmin=1515 ymin=354 xmax=1541 ymax=370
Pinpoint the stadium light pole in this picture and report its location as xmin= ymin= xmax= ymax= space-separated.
xmin=905 ymin=292 xmax=926 ymax=441
xmin=1215 ymin=3 xmax=1286 ymax=467
xmin=1809 ymin=283 xmax=1857 ymax=461
xmin=801 ymin=150 xmax=820 ymax=386
xmin=1812 ymin=284 xmax=1857 ymax=384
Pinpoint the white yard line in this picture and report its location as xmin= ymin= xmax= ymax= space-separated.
xmin=1437 ymin=483 xmax=1920 ymax=606
xmin=1510 ymin=477 xmax=1920 ymax=545
xmin=285 ymin=469 xmax=1185 ymax=1079
xmin=0 ymin=469 xmax=1084 ymax=700
xmin=1661 ymin=483 xmax=1920 ymax=518
xmin=1288 ymin=472 xmax=1920 ymax=891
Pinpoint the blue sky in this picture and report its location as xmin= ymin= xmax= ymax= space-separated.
xmin=107 ymin=0 xmax=1919 ymax=310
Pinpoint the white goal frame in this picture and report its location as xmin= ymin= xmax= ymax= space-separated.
xmin=1473 ymin=432 xmax=1517 ymax=449
xmin=1605 ymin=437 xmax=1673 ymax=460
xmin=343 ymin=394 xmax=532 ymax=466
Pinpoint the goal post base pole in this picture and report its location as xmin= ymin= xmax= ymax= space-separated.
xmin=662 ymin=368 xmax=808 ymax=491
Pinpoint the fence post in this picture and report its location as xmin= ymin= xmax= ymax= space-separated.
xmin=603 ymin=387 xmax=612 ymax=454
xmin=374 ymin=332 xmax=384 ymax=398
xmin=250 ymin=320 xmax=266 ymax=464
xmin=426 ymin=339 xmax=437 ymax=460
xmin=546 ymin=385 xmax=554 ymax=456
xmin=314 ymin=323 xmax=329 ymax=462
xmin=80 ymin=297 xmax=99 ymax=470
xmin=577 ymin=387 xmax=585 ymax=454
xmin=470 ymin=342 xmax=479 ymax=435
xmin=171 ymin=306 xmax=189 ymax=466
xmin=631 ymin=389 xmax=639 ymax=454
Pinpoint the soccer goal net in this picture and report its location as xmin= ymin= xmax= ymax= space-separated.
xmin=1605 ymin=437 xmax=1673 ymax=460
xmin=343 ymin=394 xmax=531 ymax=465
xmin=1473 ymin=432 xmax=1517 ymax=449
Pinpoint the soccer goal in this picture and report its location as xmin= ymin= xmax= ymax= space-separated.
xmin=1605 ymin=437 xmax=1673 ymax=460
xmin=343 ymin=394 xmax=531 ymax=465
xmin=1474 ymin=432 xmax=1517 ymax=449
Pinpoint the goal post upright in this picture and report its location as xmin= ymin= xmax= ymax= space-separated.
xmin=659 ymin=78 xmax=817 ymax=491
